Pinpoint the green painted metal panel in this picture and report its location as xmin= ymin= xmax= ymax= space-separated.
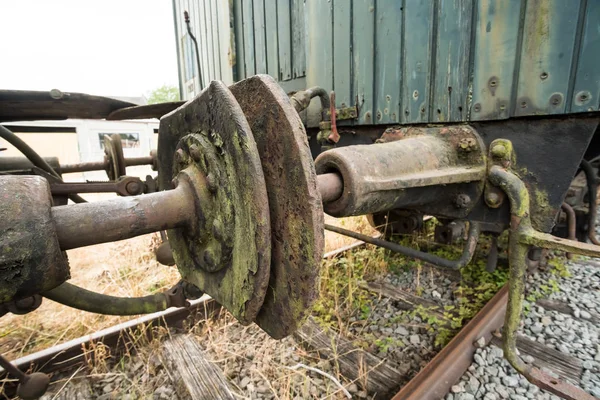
xmin=515 ymin=0 xmax=583 ymax=116
xmin=265 ymin=1 xmax=279 ymax=79
xmin=332 ymin=1 xmax=352 ymax=110
xmin=401 ymin=0 xmax=434 ymax=124
xmin=432 ymin=0 xmax=473 ymax=122
xmin=306 ymin=0 xmax=333 ymax=91
xmin=374 ymin=0 xmax=402 ymax=123
xmin=353 ymin=0 xmax=375 ymax=124
xmin=210 ymin=0 xmax=222 ymax=80
xmin=470 ymin=0 xmax=523 ymax=121
xmin=291 ymin=0 xmax=306 ymax=79
xmin=242 ymin=0 xmax=256 ymax=76
xmin=277 ymin=0 xmax=292 ymax=81
xmin=233 ymin=0 xmax=246 ymax=81
xmin=253 ymin=0 xmax=268 ymax=74
xmin=176 ymin=0 xmax=600 ymax=122
xmin=570 ymin=0 xmax=600 ymax=113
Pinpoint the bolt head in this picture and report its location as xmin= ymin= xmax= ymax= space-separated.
xmin=189 ymin=144 xmax=202 ymax=162
xmin=206 ymin=173 xmax=218 ymax=193
xmin=455 ymin=194 xmax=471 ymax=208
xmin=486 ymin=191 xmax=502 ymax=208
xmin=175 ymin=148 xmax=186 ymax=165
xmin=491 ymin=144 xmax=507 ymax=159
xmin=126 ymin=181 xmax=141 ymax=195
xmin=203 ymin=249 xmax=216 ymax=270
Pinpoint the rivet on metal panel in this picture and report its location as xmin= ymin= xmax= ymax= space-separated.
xmin=549 ymin=93 xmax=563 ymax=106
xmin=413 ymin=90 xmax=419 ymax=99
xmin=540 ymin=72 xmax=548 ymax=80
xmin=473 ymin=103 xmax=481 ymax=113
xmin=575 ymin=91 xmax=592 ymax=106
xmin=520 ymin=101 xmax=527 ymax=108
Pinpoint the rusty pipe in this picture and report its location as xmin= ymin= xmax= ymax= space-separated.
xmin=58 ymin=155 xmax=155 ymax=174
xmin=52 ymin=181 xmax=196 ymax=250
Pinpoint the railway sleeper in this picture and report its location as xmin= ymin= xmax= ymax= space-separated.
xmin=1 ymin=74 xmax=600 ymax=399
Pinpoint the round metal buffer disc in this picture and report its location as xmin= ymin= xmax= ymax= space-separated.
xmin=230 ymin=75 xmax=324 ymax=339
xmin=157 ymin=81 xmax=271 ymax=325
xmin=104 ymin=134 xmax=126 ymax=180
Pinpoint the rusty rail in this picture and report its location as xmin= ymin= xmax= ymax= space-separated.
xmin=392 ymin=285 xmax=508 ymax=400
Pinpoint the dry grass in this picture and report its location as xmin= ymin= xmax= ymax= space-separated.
xmin=0 ymin=214 xmax=375 ymax=360
xmin=0 ymin=233 xmax=180 ymax=359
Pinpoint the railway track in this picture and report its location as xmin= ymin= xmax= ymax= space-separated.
xmin=0 ymin=235 xmax=552 ymax=400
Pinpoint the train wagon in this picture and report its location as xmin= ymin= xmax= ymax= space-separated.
xmin=0 ymin=0 xmax=599 ymax=398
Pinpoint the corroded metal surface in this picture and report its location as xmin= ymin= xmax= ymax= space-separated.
xmin=158 ymin=81 xmax=271 ymax=326
xmin=489 ymin=164 xmax=600 ymax=400
xmin=230 ymin=75 xmax=324 ymax=339
xmin=315 ymin=126 xmax=486 ymax=219
xmin=103 ymin=134 xmax=126 ymax=180
xmin=0 ymin=176 xmax=69 ymax=303
xmin=0 ymin=90 xmax=136 ymax=122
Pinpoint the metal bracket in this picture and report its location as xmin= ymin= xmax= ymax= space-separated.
xmin=488 ymin=154 xmax=600 ymax=400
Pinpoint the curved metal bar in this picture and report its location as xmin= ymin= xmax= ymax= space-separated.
xmin=184 ymin=11 xmax=203 ymax=90
xmin=488 ymin=165 xmax=600 ymax=400
xmin=42 ymin=282 xmax=187 ymax=316
xmin=580 ymin=160 xmax=600 ymax=245
xmin=324 ymin=221 xmax=481 ymax=270
xmin=290 ymin=87 xmax=331 ymax=118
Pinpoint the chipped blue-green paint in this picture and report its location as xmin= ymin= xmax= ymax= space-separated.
xmin=433 ymin=0 xmax=473 ymax=122
xmin=401 ymin=0 xmax=434 ymax=124
xmin=306 ymin=0 xmax=333 ymax=91
xmin=353 ymin=0 xmax=375 ymax=124
xmin=242 ymin=0 xmax=255 ymax=75
xmin=175 ymin=0 xmax=600 ymax=125
xmin=277 ymin=0 xmax=292 ymax=81
xmin=470 ymin=0 xmax=523 ymax=121
xmin=570 ymin=0 xmax=600 ymax=113
xmin=333 ymin=0 xmax=352 ymax=111
xmin=291 ymin=0 xmax=306 ymax=79
xmin=515 ymin=0 xmax=583 ymax=116
xmin=374 ymin=0 xmax=402 ymax=124
xmin=253 ymin=0 xmax=267 ymax=74
xmin=265 ymin=1 xmax=280 ymax=79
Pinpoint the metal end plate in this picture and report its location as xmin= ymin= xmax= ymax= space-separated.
xmin=157 ymin=81 xmax=271 ymax=325
xmin=103 ymin=134 xmax=126 ymax=180
xmin=230 ymin=75 xmax=325 ymax=339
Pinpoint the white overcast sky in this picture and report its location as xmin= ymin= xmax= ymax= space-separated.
xmin=0 ymin=0 xmax=179 ymax=97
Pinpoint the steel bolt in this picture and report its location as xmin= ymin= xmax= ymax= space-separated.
xmin=125 ymin=181 xmax=142 ymax=195
xmin=473 ymin=104 xmax=481 ymax=112
xmin=458 ymin=137 xmax=476 ymax=152
xmin=203 ymin=249 xmax=217 ymax=270
xmin=206 ymin=172 xmax=218 ymax=193
xmin=175 ymin=148 xmax=186 ymax=166
xmin=491 ymin=144 xmax=507 ymax=159
xmin=189 ymin=144 xmax=202 ymax=162
xmin=486 ymin=191 xmax=502 ymax=208
xmin=455 ymin=194 xmax=471 ymax=208
xmin=212 ymin=219 xmax=223 ymax=240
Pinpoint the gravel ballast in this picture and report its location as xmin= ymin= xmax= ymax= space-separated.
xmin=445 ymin=255 xmax=600 ymax=399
